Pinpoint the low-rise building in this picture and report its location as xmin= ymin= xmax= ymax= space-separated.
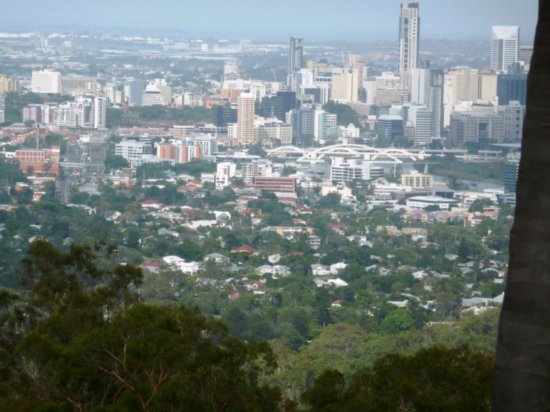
xmin=401 ymin=170 xmax=433 ymax=190
xmin=406 ymin=196 xmax=458 ymax=211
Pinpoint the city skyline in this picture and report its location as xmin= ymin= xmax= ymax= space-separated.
xmin=0 ymin=0 xmax=537 ymax=42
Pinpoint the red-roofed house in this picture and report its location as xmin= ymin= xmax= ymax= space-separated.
xmin=231 ymin=245 xmax=257 ymax=254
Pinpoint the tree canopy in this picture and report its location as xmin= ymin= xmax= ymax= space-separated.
xmin=301 ymin=346 xmax=494 ymax=412
xmin=0 ymin=240 xmax=282 ymax=411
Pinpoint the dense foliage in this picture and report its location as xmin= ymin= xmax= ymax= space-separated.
xmin=322 ymin=102 xmax=362 ymax=128
xmin=0 ymin=241 xmax=496 ymax=411
xmin=106 ymin=106 xmax=213 ymax=127
xmin=418 ymin=159 xmax=505 ymax=184
xmin=301 ymin=346 xmax=493 ymax=412
xmin=0 ymin=241 xmax=282 ymax=411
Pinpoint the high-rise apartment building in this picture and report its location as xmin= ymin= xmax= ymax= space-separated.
xmin=22 ymin=96 xmax=106 ymax=129
xmin=0 ymin=76 xmax=20 ymax=93
xmin=288 ymin=37 xmax=304 ymax=89
xmin=406 ymin=104 xmax=433 ymax=146
xmin=443 ymin=67 xmax=480 ymax=127
xmin=314 ymin=110 xmax=337 ymax=142
xmin=237 ymin=93 xmax=255 ymax=145
xmin=331 ymin=55 xmax=366 ymax=104
xmin=491 ymin=26 xmax=520 ymax=73
xmin=157 ymin=141 xmax=203 ymax=164
xmin=410 ymin=68 xmax=430 ymax=106
xmin=428 ymin=69 xmax=444 ymax=138
xmin=124 ymin=80 xmax=146 ymax=106
xmin=93 ymin=96 xmax=107 ymax=129
xmin=31 ymin=70 xmax=63 ymax=94
xmin=504 ymin=160 xmax=519 ymax=193
xmin=410 ymin=68 xmax=443 ymax=138
xmin=398 ymin=3 xmax=420 ymax=86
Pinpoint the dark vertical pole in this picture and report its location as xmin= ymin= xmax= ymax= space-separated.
xmin=492 ymin=2 xmax=550 ymax=411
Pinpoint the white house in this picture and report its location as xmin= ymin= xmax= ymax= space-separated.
xmin=256 ymin=265 xmax=275 ymax=276
xmin=311 ymin=264 xmax=331 ymax=276
xmin=204 ymin=253 xmax=230 ymax=264
xmin=162 ymin=255 xmax=201 ymax=275
xmin=272 ymin=265 xmax=291 ymax=278
xmin=268 ymin=254 xmax=281 ymax=264
xmin=326 ymin=278 xmax=349 ymax=288
xmin=185 ymin=220 xmax=219 ymax=230
xmin=178 ymin=261 xmax=201 ymax=275
xmin=329 ymin=262 xmax=347 ymax=275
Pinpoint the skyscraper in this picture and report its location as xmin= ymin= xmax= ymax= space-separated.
xmin=288 ymin=37 xmax=304 ymax=88
xmin=443 ymin=67 xmax=480 ymax=127
xmin=410 ymin=68 xmax=443 ymax=139
xmin=491 ymin=26 xmax=520 ymax=73
xmin=260 ymin=91 xmax=296 ymax=121
xmin=237 ymin=93 xmax=255 ymax=146
xmin=398 ymin=3 xmax=420 ymax=86
xmin=497 ymin=71 xmax=527 ymax=105
xmin=331 ymin=55 xmax=365 ymax=104
xmin=428 ymin=69 xmax=444 ymax=138
xmin=289 ymin=37 xmax=304 ymax=74
xmin=93 ymin=96 xmax=107 ymax=129
xmin=124 ymin=80 xmax=146 ymax=106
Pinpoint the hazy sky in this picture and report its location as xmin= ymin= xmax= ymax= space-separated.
xmin=0 ymin=0 xmax=538 ymax=42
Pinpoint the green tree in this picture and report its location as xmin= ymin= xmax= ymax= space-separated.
xmin=323 ymin=102 xmax=361 ymax=128
xmin=0 ymin=241 xmax=283 ymax=411
xmin=379 ymin=308 xmax=415 ymax=334
xmin=303 ymin=346 xmax=494 ymax=412
xmin=317 ymin=193 xmax=341 ymax=209
xmin=174 ymin=241 xmax=204 ymax=261
xmin=469 ymin=198 xmax=494 ymax=213
xmin=105 ymin=153 xmax=130 ymax=172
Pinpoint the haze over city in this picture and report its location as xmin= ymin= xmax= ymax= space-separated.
xmin=0 ymin=0 xmax=538 ymax=41
xmin=0 ymin=0 xmax=546 ymax=410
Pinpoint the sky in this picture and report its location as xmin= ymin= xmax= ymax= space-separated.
xmin=0 ymin=0 xmax=538 ymax=42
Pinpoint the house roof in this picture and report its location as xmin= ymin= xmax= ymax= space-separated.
xmin=231 ymin=245 xmax=257 ymax=253
xmin=206 ymin=252 xmax=227 ymax=259
xmin=143 ymin=261 xmax=161 ymax=267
